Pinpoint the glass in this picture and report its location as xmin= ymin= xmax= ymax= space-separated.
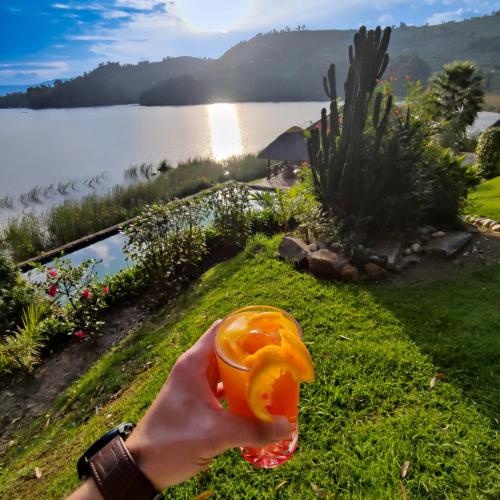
xmin=215 ymin=305 xmax=303 ymax=468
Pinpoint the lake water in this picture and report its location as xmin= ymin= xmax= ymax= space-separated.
xmin=0 ymin=102 xmax=327 ymax=208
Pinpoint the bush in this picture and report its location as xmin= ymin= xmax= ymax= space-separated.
xmin=125 ymin=198 xmax=207 ymax=290
xmin=205 ymin=182 xmax=251 ymax=248
xmin=476 ymin=128 xmax=500 ymax=180
xmin=2 ymin=213 xmax=47 ymax=261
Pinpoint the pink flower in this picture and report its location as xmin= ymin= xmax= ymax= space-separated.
xmin=74 ymin=330 xmax=85 ymax=340
xmin=47 ymin=284 xmax=57 ymax=297
xmin=47 ymin=268 xmax=57 ymax=278
xmin=81 ymin=288 xmax=92 ymax=299
xmin=102 ymin=286 xmax=110 ymax=295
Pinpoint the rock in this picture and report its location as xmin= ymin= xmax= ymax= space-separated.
xmin=278 ymin=237 xmax=310 ymax=268
xmin=432 ymin=231 xmax=446 ymax=238
xmin=340 ymin=264 xmax=360 ymax=282
xmin=482 ymin=219 xmax=495 ymax=228
xmin=462 ymin=222 xmax=479 ymax=233
xmin=492 ymin=224 xmax=500 ymax=232
xmin=368 ymin=255 xmax=383 ymax=265
xmin=297 ymin=224 xmax=309 ymax=242
xmin=308 ymin=249 xmax=350 ymax=280
xmin=308 ymin=243 xmax=318 ymax=252
xmin=410 ymin=242 xmax=422 ymax=254
xmin=372 ymin=241 xmax=402 ymax=271
xmin=418 ymin=226 xmax=432 ymax=236
xmin=401 ymin=255 xmax=421 ymax=269
xmin=364 ymin=262 xmax=386 ymax=281
xmin=404 ymin=248 xmax=412 ymax=256
xmin=316 ymin=240 xmax=328 ymax=250
xmin=423 ymin=231 xmax=473 ymax=258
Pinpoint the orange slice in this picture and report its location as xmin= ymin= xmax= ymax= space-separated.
xmin=279 ymin=328 xmax=314 ymax=382
xmin=246 ymin=346 xmax=301 ymax=422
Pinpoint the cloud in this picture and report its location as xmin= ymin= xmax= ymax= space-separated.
xmin=426 ymin=8 xmax=469 ymax=24
xmin=52 ymin=2 xmax=104 ymax=10
xmin=101 ymin=10 xmax=130 ymax=19
xmin=0 ymin=61 xmax=71 ymax=84
xmin=378 ymin=13 xmax=394 ymax=25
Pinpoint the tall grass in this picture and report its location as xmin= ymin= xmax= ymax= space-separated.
xmin=1 ymin=155 xmax=267 ymax=262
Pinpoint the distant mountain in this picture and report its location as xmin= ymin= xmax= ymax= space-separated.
xmin=0 ymin=79 xmax=68 ymax=96
xmin=2 ymin=12 xmax=500 ymax=109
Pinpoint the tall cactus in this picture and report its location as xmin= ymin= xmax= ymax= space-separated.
xmin=307 ymin=26 xmax=393 ymax=226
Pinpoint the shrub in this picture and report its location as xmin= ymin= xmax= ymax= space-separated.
xmin=476 ymin=128 xmax=500 ymax=180
xmin=205 ymin=182 xmax=251 ymax=248
xmin=2 ymin=213 xmax=47 ymax=262
xmin=0 ymin=302 xmax=47 ymax=374
xmin=125 ymin=198 xmax=207 ymax=290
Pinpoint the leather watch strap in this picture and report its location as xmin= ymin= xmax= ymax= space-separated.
xmin=89 ymin=435 xmax=158 ymax=500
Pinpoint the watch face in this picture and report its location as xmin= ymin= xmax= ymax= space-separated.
xmin=77 ymin=423 xmax=135 ymax=479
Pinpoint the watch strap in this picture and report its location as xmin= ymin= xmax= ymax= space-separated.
xmin=89 ymin=435 xmax=158 ymax=500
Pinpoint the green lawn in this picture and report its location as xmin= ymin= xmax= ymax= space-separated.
xmin=1 ymin=236 xmax=499 ymax=499
xmin=468 ymin=176 xmax=500 ymax=221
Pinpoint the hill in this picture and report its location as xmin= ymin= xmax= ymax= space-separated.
xmin=1 ymin=12 xmax=500 ymax=108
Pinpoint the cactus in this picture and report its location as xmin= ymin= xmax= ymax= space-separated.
xmin=307 ymin=26 xmax=394 ymax=227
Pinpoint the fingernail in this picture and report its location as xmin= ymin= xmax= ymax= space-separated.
xmin=272 ymin=416 xmax=291 ymax=441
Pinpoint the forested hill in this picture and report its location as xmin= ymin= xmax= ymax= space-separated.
xmin=2 ymin=12 xmax=500 ymax=109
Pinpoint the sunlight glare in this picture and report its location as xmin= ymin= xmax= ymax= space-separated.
xmin=208 ymin=103 xmax=243 ymax=161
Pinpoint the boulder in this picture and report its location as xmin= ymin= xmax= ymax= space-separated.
xmin=308 ymin=249 xmax=350 ymax=280
xmin=372 ymin=241 xmax=402 ymax=271
xmin=432 ymin=231 xmax=446 ymax=238
xmin=278 ymin=237 xmax=310 ymax=267
xmin=410 ymin=242 xmax=422 ymax=254
xmin=401 ymin=255 xmax=421 ymax=269
xmin=308 ymin=243 xmax=318 ymax=252
xmin=423 ymin=231 xmax=473 ymax=258
xmin=492 ymin=224 xmax=500 ymax=232
xmin=364 ymin=262 xmax=386 ymax=281
xmin=340 ymin=264 xmax=360 ymax=282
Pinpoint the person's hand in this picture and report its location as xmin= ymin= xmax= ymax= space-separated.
xmin=124 ymin=320 xmax=291 ymax=491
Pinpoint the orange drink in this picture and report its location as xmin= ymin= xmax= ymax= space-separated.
xmin=215 ymin=306 xmax=314 ymax=468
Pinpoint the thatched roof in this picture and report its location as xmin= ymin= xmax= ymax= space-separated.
xmin=258 ymin=126 xmax=309 ymax=162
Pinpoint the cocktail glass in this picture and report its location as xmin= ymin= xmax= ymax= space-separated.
xmin=215 ymin=305 xmax=306 ymax=469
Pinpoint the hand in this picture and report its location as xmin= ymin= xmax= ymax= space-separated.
xmin=123 ymin=320 xmax=290 ymax=491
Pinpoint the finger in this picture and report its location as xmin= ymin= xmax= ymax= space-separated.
xmin=178 ymin=320 xmax=222 ymax=374
xmin=217 ymin=414 xmax=291 ymax=451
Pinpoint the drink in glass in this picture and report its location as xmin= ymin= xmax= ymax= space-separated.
xmin=215 ymin=306 xmax=314 ymax=468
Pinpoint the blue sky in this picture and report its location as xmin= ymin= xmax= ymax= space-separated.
xmin=1 ymin=0 xmax=499 ymax=85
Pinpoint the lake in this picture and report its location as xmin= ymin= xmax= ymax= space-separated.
xmin=0 ymin=102 xmax=327 ymax=211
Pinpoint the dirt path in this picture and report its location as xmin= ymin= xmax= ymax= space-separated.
xmin=0 ymin=296 xmax=152 ymax=455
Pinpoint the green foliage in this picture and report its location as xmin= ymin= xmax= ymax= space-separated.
xmin=1 ymin=236 xmax=498 ymax=498
xmin=476 ymin=127 xmax=500 ymax=179
xmin=125 ymin=198 xmax=207 ymax=290
xmin=205 ymin=181 xmax=252 ymax=247
xmin=2 ymin=155 xmax=267 ymax=262
xmin=431 ymin=60 xmax=485 ymax=151
xmin=0 ymin=301 xmax=47 ymax=374
xmin=251 ymin=189 xmax=296 ymax=230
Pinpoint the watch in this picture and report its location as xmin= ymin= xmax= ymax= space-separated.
xmin=77 ymin=422 xmax=159 ymax=500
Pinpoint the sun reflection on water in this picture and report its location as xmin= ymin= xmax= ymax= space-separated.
xmin=208 ymin=103 xmax=243 ymax=161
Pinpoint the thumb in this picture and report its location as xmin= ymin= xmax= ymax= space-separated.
xmin=220 ymin=414 xmax=291 ymax=450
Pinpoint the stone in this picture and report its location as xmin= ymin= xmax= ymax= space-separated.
xmin=308 ymin=243 xmax=318 ymax=252
xmin=462 ymin=222 xmax=479 ymax=233
xmin=492 ymin=224 xmax=500 ymax=232
xmin=308 ymin=249 xmax=350 ymax=280
xmin=404 ymin=248 xmax=412 ymax=256
xmin=372 ymin=241 xmax=402 ymax=271
xmin=432 ymin=231 xmax=446 ymax=238
xmin=297 ymin=224 xmax=309 ymax=242
xmin=368 ymin=255 xmax=383 ymax=265
xmin=423 ymin=231 xmax=473 ymax=258
xmin=340 ymin=264 xmax=360 ymax=282
xmin=418 ymin=226 xmax=432 ymax=236
xmin=364 ymin=262 xmax=386 ymax=281
xmin=316 ymin=240 xmax=328 ymax=250
xmin=278 ymin=237 xmax=310 ymax=267
xmin=482 ymin=219 xmax=495 ymax=228
xmin=401 ymin=255 xmax=421 ymax=269
xmin=410 ymin=242 xmax=422 ymax=254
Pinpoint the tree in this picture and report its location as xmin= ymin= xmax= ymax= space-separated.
xmin=431 ymin=60 xmax=484 ymax=150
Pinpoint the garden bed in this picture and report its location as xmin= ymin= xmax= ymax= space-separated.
xmin=0 ymin=236 xmax=498 ymax=498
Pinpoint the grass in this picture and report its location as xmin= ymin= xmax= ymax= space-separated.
xmin=0 ymin=235 xmax=499 ymax=498
xmin=1 ymin=154 xmax=267 ymax=262
xmin=468 ymin=175 xmax=500 ymax=221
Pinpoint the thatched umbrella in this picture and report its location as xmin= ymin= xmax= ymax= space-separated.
xmin=258 ymin=126 xmax=309 ymax=169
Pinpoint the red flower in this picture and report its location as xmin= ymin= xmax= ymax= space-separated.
xmin=405 ymin=74 xmax=412 ymax=81
xmin=47 ymin=268 xmax=57 ymax=278
xmin=47 ymin=284 xmax=57 ymax=297
xmin=81 ymin=288 xmax=92 ymax=299
xmin=102 ymin=286 xmax=110 ymax=295
xmin=74 ymin=330 xmax=85 ymax=340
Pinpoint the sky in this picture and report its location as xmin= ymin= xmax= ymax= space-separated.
xmin=1 ymin=0 xmax=499 ymax=85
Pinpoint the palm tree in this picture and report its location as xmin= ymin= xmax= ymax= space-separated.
xmin=431 ymin=61 xmax=484 ymax=150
